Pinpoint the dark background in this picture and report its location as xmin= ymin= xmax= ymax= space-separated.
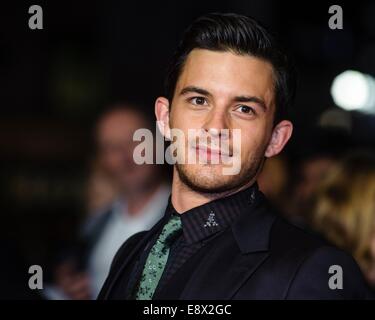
xmin=1 ymin=0 xmax=375 ymax=277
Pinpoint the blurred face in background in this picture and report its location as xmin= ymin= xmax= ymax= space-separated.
xmin=311 ymin=151 xmax=375 ymax=287
xmin=96 ymin=108 xmax=156 ymax=194
xmin=294 ymin=156 xmax=336 ymax=210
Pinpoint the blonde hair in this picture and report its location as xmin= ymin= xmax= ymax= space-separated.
xmin=312 ymin=150 xmax=375 ymax=274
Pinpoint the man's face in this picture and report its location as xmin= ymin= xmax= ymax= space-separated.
xmin=97 ymin=110 xmax=155 ymax=192
xmin=164 ymin=49 xmax=284 ymax=193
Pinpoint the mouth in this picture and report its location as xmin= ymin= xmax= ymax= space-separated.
xmin=194 ymin=145 xmax=232 ymax=158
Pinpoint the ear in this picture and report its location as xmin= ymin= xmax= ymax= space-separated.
xmin=265 ymin=120 xmax=293 ymax=158
xmin=155 ymin=97 xmax=171 ymax=140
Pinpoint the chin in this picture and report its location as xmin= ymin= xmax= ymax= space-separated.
xmin=187 ymin=180 xmax=241 ymax=194
xmin=176 ymin=163 xmax=241 ymax=194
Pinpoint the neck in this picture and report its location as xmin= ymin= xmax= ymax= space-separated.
xmin=171 ymin=167 xmax=257 ymax=213
xmin=122 ymin=182 xmax=161 ymax=216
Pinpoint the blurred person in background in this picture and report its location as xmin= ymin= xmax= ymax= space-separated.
xmin=288 ymin=152 xmax=337 ymax=226
xmin=46 ymin=103 xmax=170 ymax=299
xmin=286 ymin=128 xmax=351 ymax=227
xmin=311 ymin=150 xmax=375 ymax=290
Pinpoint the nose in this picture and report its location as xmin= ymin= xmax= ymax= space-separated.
xmin=202 ymin=107 xmax=231 ymax=140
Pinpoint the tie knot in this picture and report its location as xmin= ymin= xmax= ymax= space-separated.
xmin=157 ymin=215 xmax=182 ymax=245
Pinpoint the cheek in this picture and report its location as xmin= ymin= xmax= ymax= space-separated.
xmin=238 ymin=125 xmax=269 ymax=156
xmin=171 ymin=110 xmax=202 ymax=134
xmin=240 ymin=139 xmax=262 ymax=160
xmin=106 ymin=153 xmax=125 ymax=168
xmin=171 ymin=102 xmax=207 ymax=126
xmin=101 ymin=155 xmax=114 ymax=167
xmin=169 ymin=106 xmax=183 ymax=129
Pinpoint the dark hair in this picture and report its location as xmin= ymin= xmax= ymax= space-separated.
xmin=164 ymin=13 xmax=296 ymax=124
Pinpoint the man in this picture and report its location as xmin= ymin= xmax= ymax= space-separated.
xmin=98 ymin=14 xmax=373 ymax=299
xmin=47 ymin=104 xmax=170 ymax=299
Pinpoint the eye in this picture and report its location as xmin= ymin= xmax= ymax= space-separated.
xmin=235 ymin=105 xmax=256 ymax=115
xmin=189 ymin=96 xmax=208 ymax=106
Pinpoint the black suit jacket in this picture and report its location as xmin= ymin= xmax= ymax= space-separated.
xmin=98 ymin=193 xmax=374 ymax=300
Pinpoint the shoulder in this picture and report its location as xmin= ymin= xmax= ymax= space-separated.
xmin=270 ymin=218 xmax=374 ymax=299
xmin=270 ymin=216 xmax=327 ymax=252
xmin=286 ymin=244 xmax=373 ymax=299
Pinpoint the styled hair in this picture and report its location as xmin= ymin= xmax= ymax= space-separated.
xmin=312 ymin=150 xmax=375 ymax=277
xmin=164 ymin=13 xmax=296 ymax=124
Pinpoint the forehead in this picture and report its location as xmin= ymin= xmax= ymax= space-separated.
xmin=98 ymin=110 xmax=145 ymax=142
xmin=176 ymin=49 xmax=275 ymax=104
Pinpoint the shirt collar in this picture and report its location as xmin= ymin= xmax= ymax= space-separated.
xmin=165 ymin=183 xmax=259 ymax=244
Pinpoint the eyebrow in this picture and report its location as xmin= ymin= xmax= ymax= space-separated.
xmin=179 ymin=85 xmax=267 ymax=112
xmin=180 ymin=86 xmax=212 ymax=98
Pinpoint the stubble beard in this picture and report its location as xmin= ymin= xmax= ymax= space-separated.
xmin=175 ymin=152 xmax=265 ymax=195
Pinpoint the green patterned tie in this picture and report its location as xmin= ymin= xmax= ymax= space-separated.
xmin=135 ymin=215 xmax=182 ymax=300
